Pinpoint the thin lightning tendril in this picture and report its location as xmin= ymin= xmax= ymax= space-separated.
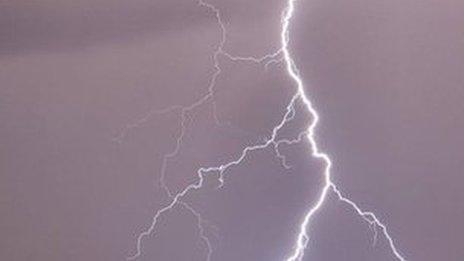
xmin=126 ymin=0 xmax=408 ymax=260
xmin=126 ymin=1 xmax=284 ymax=259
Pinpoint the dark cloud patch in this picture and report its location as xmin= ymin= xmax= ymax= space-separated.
xmin=0 ymin=0 xmax=213 ymax=55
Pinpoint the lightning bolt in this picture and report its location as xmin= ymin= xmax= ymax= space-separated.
xmin=281 ymin=1 xmax=407 ymax=260
xmin=125 ymin=0 xmax=409 ymax=260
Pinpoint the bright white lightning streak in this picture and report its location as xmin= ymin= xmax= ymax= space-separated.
xmin=127 ymin=0 xmax=408 ymax=260
xmin=281 ymin=1 xmax=407 ymax=260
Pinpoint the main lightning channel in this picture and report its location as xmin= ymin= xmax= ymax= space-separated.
xmin=281 ymin=0 xmax=407 ymax=260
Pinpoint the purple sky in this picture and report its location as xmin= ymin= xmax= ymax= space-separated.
xmin=1 ymin=1 xmax=463 ymax=261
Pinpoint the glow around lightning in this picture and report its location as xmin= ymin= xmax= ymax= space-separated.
xmin=126 ymin=0 xmax=408 ymax=260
